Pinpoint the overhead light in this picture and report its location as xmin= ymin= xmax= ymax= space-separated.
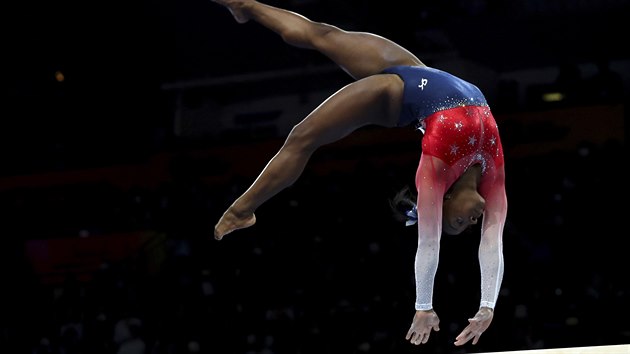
xmin=542 ymin=92 xmax=564 ymax=102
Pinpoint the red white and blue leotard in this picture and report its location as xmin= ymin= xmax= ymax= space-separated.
xmin=382 ymin=65 xmax=508 ymax=312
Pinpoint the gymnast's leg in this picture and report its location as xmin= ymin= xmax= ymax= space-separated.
xmin=214 ymin=75 xmax=404 ymax=239
xmin=210 ymin=0 xmax=425 ymax=79
xmin=212 ymin=0 xmax=420 ymax=239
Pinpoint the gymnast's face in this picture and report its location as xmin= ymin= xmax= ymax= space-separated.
xmin=442 ymin=190 xmax=485 ymax=235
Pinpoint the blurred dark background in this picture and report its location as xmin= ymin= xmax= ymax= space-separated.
xmin=2 ymin=0 xmax=629 ymax=353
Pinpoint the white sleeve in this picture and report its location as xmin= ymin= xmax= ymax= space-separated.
xmin=478 ymin=165 xmax=507 ymax=309
xmin=413 ymin=154 xmax=449 ymax=310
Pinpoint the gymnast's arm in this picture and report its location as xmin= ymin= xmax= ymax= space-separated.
xmin=413 ymin=154 xmax=450 ymax=311
xmin=453 ymin=163 xmax=507 ymax=346
xmin=478 ymin=164 xmax=507 ymax=311
xmin=405 ymin=154 xmax=450 ymax=345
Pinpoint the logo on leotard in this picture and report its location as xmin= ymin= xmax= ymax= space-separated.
xmin=418 ymin=78 xmax=428 ymax=90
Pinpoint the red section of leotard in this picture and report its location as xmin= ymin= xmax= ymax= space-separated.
xmin=421 ymin=106 xmax=504 ymax=168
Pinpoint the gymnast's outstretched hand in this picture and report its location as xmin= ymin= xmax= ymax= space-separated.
xmin=406 ymin=309 xmax=440 ymax=345
xmin=454 ymin=307 xmax=494 ymax=346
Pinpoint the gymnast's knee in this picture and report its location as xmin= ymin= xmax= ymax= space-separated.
xmin=283 ymin=124 xmax=320 ymax=154
xmin=282 ymin=21 xmax=339 ymax=48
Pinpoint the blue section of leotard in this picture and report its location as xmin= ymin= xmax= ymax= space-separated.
xmin=381 ymin=65 xmax=488 ymax=127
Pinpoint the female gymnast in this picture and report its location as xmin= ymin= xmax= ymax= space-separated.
xmin=211 ymin=0 xmax=507 ymax=347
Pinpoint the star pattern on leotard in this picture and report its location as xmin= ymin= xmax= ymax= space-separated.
xmin=422 ymin=106 xmax=503 ymax=169
xmin=487 ymin=135 xmax=500 ymax=157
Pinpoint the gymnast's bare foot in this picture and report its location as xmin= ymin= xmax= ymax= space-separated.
xmin=214 ymin=207 xmax=257 ymax=240
xmin=211 ymin=0 xmax=252 ymax=24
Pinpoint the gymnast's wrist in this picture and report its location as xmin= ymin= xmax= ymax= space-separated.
xmin=479 ymin=301 xmax=495 ymax=309
xmin=479 ymin=306 xmax=494 ymax=312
